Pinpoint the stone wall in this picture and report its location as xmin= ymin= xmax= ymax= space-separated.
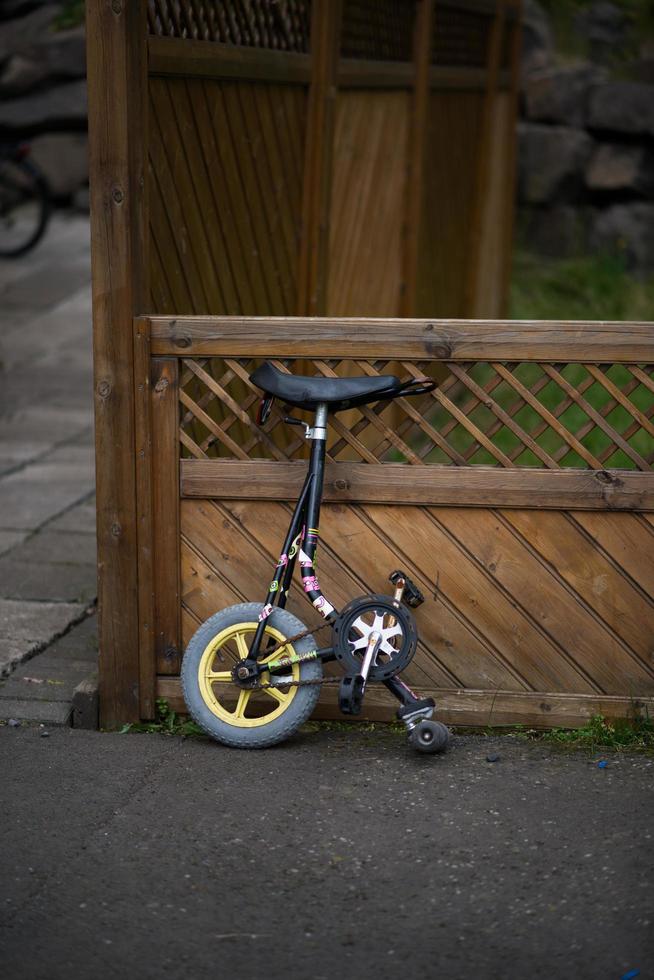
xmin=0 ymin=1 xmax=87 ymax=206
xmin=519 ymin=1 xmax=654 ymax=275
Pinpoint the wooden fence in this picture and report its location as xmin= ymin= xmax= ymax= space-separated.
xmin=89 ymin=1 xmax=654 ymax=730
xmin=134 ymin=316 xmax=654 ymax=729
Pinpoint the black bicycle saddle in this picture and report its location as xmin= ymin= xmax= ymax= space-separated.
xmin=250 ymin=360 xmax=406 ymax=412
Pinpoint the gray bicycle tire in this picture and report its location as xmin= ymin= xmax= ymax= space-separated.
xmin=181 ymin=603 xmax=323 ymax=749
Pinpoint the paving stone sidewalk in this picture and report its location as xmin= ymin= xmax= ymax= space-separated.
xmin=0 ymin=213 xmax=98 ymax=726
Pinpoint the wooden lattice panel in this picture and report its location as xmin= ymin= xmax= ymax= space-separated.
xmin=432 ymin=5 xmax=493 ymax=68
xmin=178 ymin=357 xmax=654 ymax=469
xmin=340 ymin=0 xmax=416 ymax=62
xmin=147 ymin=0 xmax=312 ymax=51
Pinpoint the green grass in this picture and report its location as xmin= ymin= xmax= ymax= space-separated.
xmin=514 ymin=713 xmax=654 ymax=754
xmin=510 ymin=251 xmax=654 ymax=322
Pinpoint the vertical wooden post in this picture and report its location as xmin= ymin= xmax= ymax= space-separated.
xmin=297 ymin=0 xmax=343 ymax=316
xmin=133 ymin=317 xmax=155 ymax=720
xmin=401 ymin=0 xmax=434 ymax=317
xmin=87 ymin=0 xmax=148 ymax=727
xmin=151 ymin=358 xmax=181 ymax=679
xmin=463 ymin=0 xmax=507 ymax=317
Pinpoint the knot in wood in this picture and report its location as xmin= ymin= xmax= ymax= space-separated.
xmin=154 ymin=378 xmax=169 ymax=393
xmin=112 ymin=187 xmax=124 ymax=205
xmin=423 ymin=333 xmax=452 ymax=359
xmin=111 ymin=0 xmax=122 ymax=13
xmin=97 ymin=380 xmax=111 ymax=399
xmin=110 ymin=522 xmax=122 ymax=538
xmin=174 ymin=336 xmax=191 ymax=349
xmin=333 ymin=478 xmax=349 ymax=491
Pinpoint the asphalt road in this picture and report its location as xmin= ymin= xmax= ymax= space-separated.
xmin=1 ymin=725 xmax=652 ymax=980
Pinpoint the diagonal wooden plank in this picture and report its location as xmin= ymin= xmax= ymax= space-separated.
xmin=149 ymin=79 xmax=211 ymax=311
xmin=629 ymin=364 xmax=654 ymax=395
xmin=568 ymin=373 xmax=639 ymax=464
xmin=571 ymin=512 xmax=654 ymax=601
xmin=448 ymin=362 xmax=560 ymax=468
xmin=214 ymin=81 xmax=279 ymax=313
xmin=542 ymin=364 xmax=650 ymax=471
xmin=599 ymin=400 xmax=654 ymax=465
xmin=504 ymin=509 xmax=654 ymax=680
xmin=184 ymin=358 xmax=289 ymax=461
xmin=435 ymin=506 xmax=646 ymax=695
xmin=313 ymin=359 xmax=423 ymax=464
xmin=355 ymin=359 xmax=468 ymax=464
xmin=180 ymin=388 xmax=249 ymax=460
xmin=493 ymin=362 xmax=603 ymax=468
xmin=202 ymin=80 xmax=270 ymax=313
xmin=179 ymin=427 xmax=207 ymax=460
xmin=585 ymin=364 xmax=654 ymax=441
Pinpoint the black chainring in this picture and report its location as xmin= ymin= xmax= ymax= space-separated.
xmin=332 ymin=594 xmax=417 ymax=681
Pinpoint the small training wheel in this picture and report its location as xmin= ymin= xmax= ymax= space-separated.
xmin=409 ymin=719 xmax=450 ymax=754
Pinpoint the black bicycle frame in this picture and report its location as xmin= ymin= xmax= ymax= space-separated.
xmin=247 ymin=403 xmax=336 ymax=662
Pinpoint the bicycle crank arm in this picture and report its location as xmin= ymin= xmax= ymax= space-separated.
xmin=339 ymin=631 xmax=381 ymax=716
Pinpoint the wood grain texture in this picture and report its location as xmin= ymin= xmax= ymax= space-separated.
xmin=148 ymin=36 xmax=312 ymax=82
xmin=402 ymin=0 xmax=433 ymax=316
xmin=133 ymin=319 xmax=155 ymax=719
xmin=87 ymin=0 xmax=147 ymax=727
xmin=416 ymin=90 xmax=484 ymax=316
xmin=173 ymin=495 xmax=654 ymax=724
xmin=148 ymin=79 xmax=307 ymax=316
xmin=146 ymin=316 xmax=654 ymax=361
xmin=327 ymin=90 xmax=409 ymax=316
xmin=180 ymin=460 xmax=654 ymax=511
xmin=297 ymin=0 xmax=342 ymax=315
xmin=156 ymin=676 xmax=654 ymax=729
xmin=151 ymin=358 xmax=181 ymax=677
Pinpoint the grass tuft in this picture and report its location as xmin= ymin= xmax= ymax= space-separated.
xmin=120 ymin=698 xmax=205 ymax=738
xmin=513 ymin=713 xmax=654 ymax=753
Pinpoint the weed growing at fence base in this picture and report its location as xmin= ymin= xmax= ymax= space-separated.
xmin=514 ymin=713 xmax=654 ymax=753
xmin=120 ymin=698 xmax=205 ymax=738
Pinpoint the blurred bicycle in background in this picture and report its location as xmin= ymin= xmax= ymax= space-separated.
xmin=0 ymin=142 xmax=51 ymax=258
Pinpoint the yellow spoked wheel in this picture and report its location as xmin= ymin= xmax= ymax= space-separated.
xmin=181 ymin=603 xmax=323 ymax=749
xmin=197 ymin=622 xmax=299 ymax=728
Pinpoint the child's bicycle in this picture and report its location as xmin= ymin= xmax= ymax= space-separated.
xmin=181 ymin=361 xmax=450 ymax=755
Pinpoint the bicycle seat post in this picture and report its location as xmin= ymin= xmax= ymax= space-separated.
xmin=300 ymin=402 xmax=333 ymax=617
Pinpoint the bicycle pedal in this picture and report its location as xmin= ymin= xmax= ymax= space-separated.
xmin=339 ymin=674 xmax=365 ymax=716
xmin=389 ymin=569 xmax=424 ymax=608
